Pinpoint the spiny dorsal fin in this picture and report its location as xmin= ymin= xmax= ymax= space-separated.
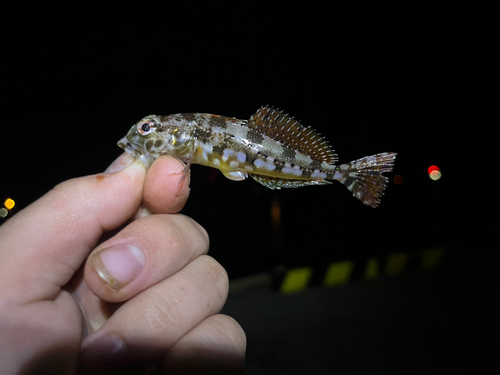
xmin=246 ymin=106 xmax=338 ymax=165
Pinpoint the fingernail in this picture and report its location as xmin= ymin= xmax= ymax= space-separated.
xmin=104 ymin=152 xmax=134 ymax=173
xmin=91 ymin=244 xmax=145 ymax=289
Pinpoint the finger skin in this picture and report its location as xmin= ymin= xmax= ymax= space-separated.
xmin=75 ymin=155 xmax=196 ymax=333
xmin=84 ymin=214 xmax=209 ymax=303
xmin=0 ymin=157 xmax=145 ymax=374
xmin=80 ymin=255 xmax=229 ymax=372
xmin=143 ymin=155 xmax=191 ymax=214
xmin=162 ymin=314 xmax=246 ymax=374
xmin=0 ymin=151 xmax=244 ymax=374
xmin=0 ymin=161 xmax=146 ymax=304
xmin=104 ymin=152 xmax=134 ymax=173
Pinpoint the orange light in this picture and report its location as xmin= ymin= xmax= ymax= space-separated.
xmin=4 ymin=198 xmax=15 ymax=210
xmin=271 ymin=196 xmax=281 ymax=227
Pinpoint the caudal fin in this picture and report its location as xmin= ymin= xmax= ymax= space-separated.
xmin=339 ymin=152 xmax=397 ymax=208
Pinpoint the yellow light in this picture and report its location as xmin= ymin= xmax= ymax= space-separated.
xmin=4 ymin=198 xmax=15 ymax=210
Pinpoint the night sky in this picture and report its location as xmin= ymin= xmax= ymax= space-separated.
xmin=2 ymin=3 xmax=497 ymax=278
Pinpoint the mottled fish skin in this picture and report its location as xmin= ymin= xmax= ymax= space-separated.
xmin=118 ymin=106 xmax=396 ymax=207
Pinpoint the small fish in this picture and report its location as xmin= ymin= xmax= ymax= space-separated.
xmin=118 ymin=106 xmax=396 ymax=207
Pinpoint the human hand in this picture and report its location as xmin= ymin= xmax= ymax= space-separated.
xmin=0 ymin=153 xmax=246 ymax=374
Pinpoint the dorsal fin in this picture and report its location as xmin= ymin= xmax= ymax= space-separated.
xmin=246 ymin=106 xmax=338 ymax=165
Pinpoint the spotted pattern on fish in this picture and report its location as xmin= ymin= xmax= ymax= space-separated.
xmin=247 ymin=131 xmax=264 ymax=146
xmin=118 ymin=106 xmax=397 ymax=207
xmin=208 ymin=114 xmax=228 ymax=129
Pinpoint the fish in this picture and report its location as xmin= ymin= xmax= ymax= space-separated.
xmin=118 ymin=106 xmax=396 ymax=207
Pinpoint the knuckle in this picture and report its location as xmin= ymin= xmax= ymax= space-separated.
xmin=195 ymin=255 xmax=229 ymax=298
xmin=165 ymin=215 xmax=209 ymax=256
xmin=130 ymin=214 xmax=192 ymax=250
xmin=126 ymin=214 xmax=208 ymax=258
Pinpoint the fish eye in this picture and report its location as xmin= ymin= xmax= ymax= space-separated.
xmin=137 ymin=120 xmax=155 ymax=135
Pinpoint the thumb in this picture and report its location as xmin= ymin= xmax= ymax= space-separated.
xmin=0 ymin=156 xmax=146 ymax=304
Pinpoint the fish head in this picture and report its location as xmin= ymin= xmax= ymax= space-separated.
xmin=117 ymin=114 xmax=195 ymax=169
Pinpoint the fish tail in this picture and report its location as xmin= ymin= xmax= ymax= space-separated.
xmin=334 ymin=152 xmax=397 ymax=208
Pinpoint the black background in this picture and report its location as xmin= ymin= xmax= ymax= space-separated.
xmin=2 ymin=2 xmax=499 ymax=374
xmin=1 ymin=1 xmax=498 ymax=277
xmin=2 ymin=2 xmax=497 ymax=275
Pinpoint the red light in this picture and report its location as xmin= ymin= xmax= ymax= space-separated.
xmin=393 ymin=175 xmax=404 ymax=184
xmin=427 ymin=165 xmax=440 ymax=174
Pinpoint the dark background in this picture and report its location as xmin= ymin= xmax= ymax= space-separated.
xmin=2 ymin=2 xmax=498 ymax=373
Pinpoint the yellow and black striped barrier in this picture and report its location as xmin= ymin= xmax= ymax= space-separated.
xmin=278 ymin=247 xmax=448 ymax=293
xmin=229 ymin=246 xmax=449 ymax=294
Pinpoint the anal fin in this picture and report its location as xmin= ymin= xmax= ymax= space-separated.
xmin=250 ymin=175 xmax=331 ymax=189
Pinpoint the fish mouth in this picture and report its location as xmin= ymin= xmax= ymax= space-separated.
xmin=117 ymin=136 xmax=155 ymax=169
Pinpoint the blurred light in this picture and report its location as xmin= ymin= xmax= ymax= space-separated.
xmin=393 ymin=175 xmax=404 ymax=184
xmin=4 ymin=198 xmax=15 ymax=210
xmin=428 ymin=165 xmax=442 ymax=181
xmin=0 ymin=208 xmax=8 ymax=218
xmin=429 ymin=170 xmax=442 ymax=180
xmin=271 ymin=196 xmax=281 ymax=228
xmin=427 ymin=165 xmax=440 ymax=174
